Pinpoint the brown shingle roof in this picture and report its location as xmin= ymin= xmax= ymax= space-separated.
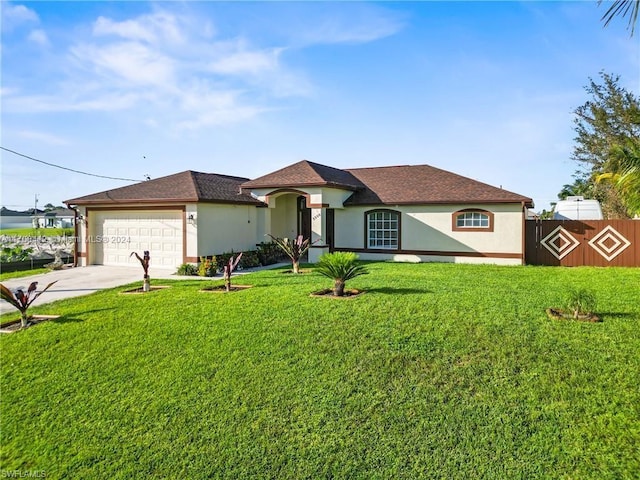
xmin=343 ymin=164 xmax=533 ymax=206
xmin=65 ymin=171 xmax=263 ymax=206
xmin=241 ymin=160 xmax=364 ymax=191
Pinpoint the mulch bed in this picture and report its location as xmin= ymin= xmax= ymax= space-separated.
xmin=546 ymin=308 xmax=602 ymax=322
xmin=0 ymin=315 xmax=61 ymax=334
xmin=120 ymin=286 xmax=171 ymax=294
xmin=310 ymin=289 xmax=364 ymax=299
xmin=200 ymin=285 xmax=253 ymax=293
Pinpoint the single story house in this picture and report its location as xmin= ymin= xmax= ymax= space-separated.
xmin=0 ymin=207 xmax=43 ymax=230
xmin=33 ymin=208 xmax=76 ymax=229
xmin=65 ymin=160 xmax=534 ymax=268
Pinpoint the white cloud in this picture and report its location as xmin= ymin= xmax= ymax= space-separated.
xmin=70 ymin=41 xmax=176 ymax=87
xmin=4 ymin=5 xmax=393 ymax=132
xmin=93 ymin=16 xmax=157 ymax=43
xmin=2 ymin=3 xmax=39 ymax=25
xmin=209 ymin=48 xmax=282 ymax=75
xmin=92 ymin=11 xmax=185 ymax=45
xmin=290 ymin=6 xmax=405 ymax=45
xmin=28 ymin=29 xmax=49 ymax=47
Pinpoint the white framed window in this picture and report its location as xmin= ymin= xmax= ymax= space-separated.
xmin=456 ymin=212 xmax=489 ymax=228
xmin=452 ymin=210 xmax=494 ymax=232
xmin=367 ymin=210 xmax=399 ymax=249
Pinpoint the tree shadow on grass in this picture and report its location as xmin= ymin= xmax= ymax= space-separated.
xmin=52 ymin=307 xmax=116 ymax=324
xmin=596 ymin=312 xmax=637 ymax=321
xmin=52 ymin=316 xmax=85 ymax=324
xmin=366 ymin=287 xmax=432 ymax=295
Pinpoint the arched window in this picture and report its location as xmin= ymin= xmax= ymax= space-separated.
xmin=366 ymin=209 xmax=400 ymax=249
xmin=452 ymin=209 xmax=494 ymax=232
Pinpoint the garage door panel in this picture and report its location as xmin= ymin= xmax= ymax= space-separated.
xmin=92 ymin=210 xmax=183 ymax=268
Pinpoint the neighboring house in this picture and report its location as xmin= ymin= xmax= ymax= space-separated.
xmin=65 ymin=160 xmax=534 ymax=268
xmin=0 ymin=207 xmax=43 ymax=230
xmin=33 ymin=208 xmax=76 ymax=229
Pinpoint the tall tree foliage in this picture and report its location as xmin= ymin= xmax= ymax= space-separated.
xmin=569 ymin=72 xmax=640 ymax=217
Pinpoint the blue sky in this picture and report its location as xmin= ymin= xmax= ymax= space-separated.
xmin=1 ymin=1 xmax=638 ymax=212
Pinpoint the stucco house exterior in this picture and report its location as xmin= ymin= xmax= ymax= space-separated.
xmin=33 ymin=208 xmax=76 ymax=229
xmin=65 ymin=160 xmax=534 ymax=268
xmin=0 ymin=207 xmax=42 ymax=229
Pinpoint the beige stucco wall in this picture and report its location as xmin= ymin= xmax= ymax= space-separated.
xmin=196 ymin=203 xmax=259 ymax=256
xmin=268 ymin=195 xmax=298 ymax=238
xmin=250 ymin=187 xmax=353 ymax=209
xmin=334 ymin=204 xmax=524 ymax=264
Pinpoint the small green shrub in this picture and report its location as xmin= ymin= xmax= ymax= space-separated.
xmin=176 ymin=263 xmax=198 ymax=276
xmin=198 ymin=257 xmax=217 ymax=277
xmin=564 ymin=287 xmax=597 ymax=319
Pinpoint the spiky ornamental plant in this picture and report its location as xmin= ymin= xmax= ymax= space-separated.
xmin=267 ymin=234 xmax=312 ymax=274
xmin=315 ymin=252 xmax=368 ymax=296
xmin=130 ymin=250 xmax=151 ymax=292
xmin=0 ymin=281 xmax=58 ymax=328
xmin=223 ymin=252 xmax=243 ymax=292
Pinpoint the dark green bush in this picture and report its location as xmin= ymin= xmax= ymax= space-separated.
xmin=239 ymin=250 xmax=260 ymax=269
xmin=218 ymin=250 xmax=261 ymax=270
xmin=176 ymin=263 xmax=198 ymax=276
xmin=256 ymin=242 xmax=284 ymax=265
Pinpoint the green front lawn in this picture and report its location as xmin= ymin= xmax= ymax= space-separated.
xmin=1 ymin=263 xmax=638 ymax=478
xmin=0 ymin=227 xmax=74 ymax=237
xmin=0 ymin=267 xmax=49 ymax=281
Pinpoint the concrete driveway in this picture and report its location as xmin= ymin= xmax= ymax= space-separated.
xmin=0 ymin=265 xmax=197 ymax=315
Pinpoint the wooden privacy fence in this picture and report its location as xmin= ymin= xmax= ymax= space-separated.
xmin=525 ymin=220 xmax=640 ymax=267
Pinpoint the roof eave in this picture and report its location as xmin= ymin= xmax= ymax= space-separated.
xmin=65 ymin=197 xmax=265 ymax=207
xmin=344 ymin=199 xmax=534 ymax=207
xmin=241 ymin=181 xmax=359 ymax=191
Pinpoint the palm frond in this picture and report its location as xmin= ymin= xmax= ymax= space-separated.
xmin=600 ymin=0 xmax=640 ymax=35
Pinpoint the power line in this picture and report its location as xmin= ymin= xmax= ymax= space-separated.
xmin=1 ymin=146 xmax=141 ymax=182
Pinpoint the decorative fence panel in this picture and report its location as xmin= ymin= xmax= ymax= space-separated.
xmin=525 ymin=220 xmax=640 ymax=267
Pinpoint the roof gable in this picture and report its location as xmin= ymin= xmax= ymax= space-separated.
xmin=65 ymin=171 xmax=263 ymax=206
xmin=241 ymin=160 xmax=363 ymax=191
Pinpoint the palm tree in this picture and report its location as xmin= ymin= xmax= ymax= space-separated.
xmin=597 ymin=141 xmax=640 ymax=216
xmin=314 ymin=252 xmax=368 ymax=297
xmin=600 ymin=0 xmax=640 ymax=35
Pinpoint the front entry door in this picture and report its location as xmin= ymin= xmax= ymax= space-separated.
xmin=297 ymin=196 xmax=311 ymax=240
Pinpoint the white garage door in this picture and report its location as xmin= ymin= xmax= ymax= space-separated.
xmin=92 ymin=210 xmax=183 ymax=268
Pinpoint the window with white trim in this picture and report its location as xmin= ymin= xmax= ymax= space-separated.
xmin=456 ymin=211 xmax=490 ymax=228
xmin=452 ymin=209 xmax=494 ymax=232
xmin=367 ymin=210 xmax=399 ymax=249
